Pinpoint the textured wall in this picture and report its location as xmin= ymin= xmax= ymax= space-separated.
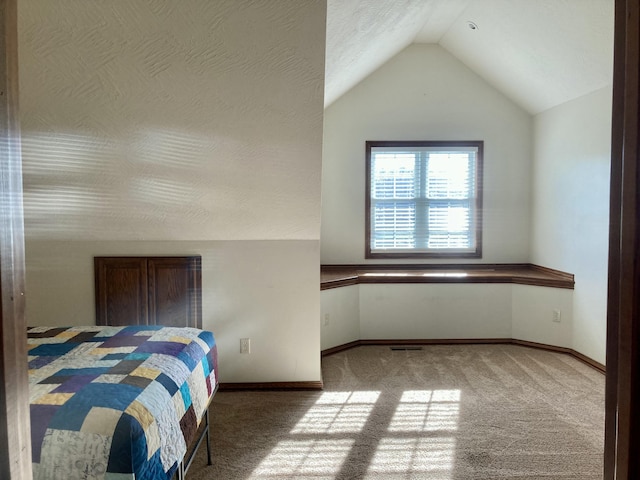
xmin=325 ymin=1 xmax=612 ymax=114
xmin=324 ymin=0 xmax=466 ymax=106
xmin=18 ymin=0 xmax=325 ymax=241
xmin=439 ymin=0 xmax=613 ymax=114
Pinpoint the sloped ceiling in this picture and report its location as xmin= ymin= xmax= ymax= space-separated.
xmin=325 ymin=0 xmax=614 ymax=114
xmin=17 ymin=1 xmax=613 ymax=242
xmin=18 ymin=0 xmax=327 ymax=241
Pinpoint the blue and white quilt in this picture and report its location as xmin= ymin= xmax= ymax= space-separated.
xmin=28 ymin=325 xmax=218 ymax=480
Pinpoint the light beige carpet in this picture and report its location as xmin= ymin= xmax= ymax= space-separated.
xmin=188 ymin=344 xmax=605 ymax=479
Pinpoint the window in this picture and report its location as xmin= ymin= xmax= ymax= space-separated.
xmin=366 ymin=141 xmax=483 ymax=258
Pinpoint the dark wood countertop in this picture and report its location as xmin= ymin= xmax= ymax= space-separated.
xmin=321 ymin=264 xmax=574 ymax=290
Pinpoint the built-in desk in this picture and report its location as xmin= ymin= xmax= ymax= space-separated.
xmin=321 ymin=264 xmax=574 ymax=290
xmin=319 ymin=263 xmax=603 ymax=372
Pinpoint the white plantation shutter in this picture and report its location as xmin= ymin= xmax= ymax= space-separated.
xmin=371 ymin=153 xmax=417 ymax=249
xmin=367 ymin=142 xmax=482 ymax=257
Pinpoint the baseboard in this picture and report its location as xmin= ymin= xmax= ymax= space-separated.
xmin=323 ymin=338 xmax=606 ymax=374
xmin=511 ymin=339 xmax=606 ymax=373
xmin=218 ymin=381 xmax=324 ymax=391
xmin=322 ymin=338 xmax=511 ymax=357
xmin=570 ymin=349 xmax=606 ymax=373
xmin=511 ymin=338 xmax=573 ymax=354
xmin=320 ymin=340 xmax=361 ymax=357
xmin=359 ymin=338 xmax=512 ymax=346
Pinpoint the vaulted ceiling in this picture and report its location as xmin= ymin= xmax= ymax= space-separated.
xmin=325 ymin=0 xmax=614 ymax=114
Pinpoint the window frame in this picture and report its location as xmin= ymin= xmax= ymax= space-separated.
xmin=365 ymin=140 xmax=484 ymax=259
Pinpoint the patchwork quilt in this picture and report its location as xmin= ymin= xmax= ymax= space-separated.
xmin=28 ymin=325 xmax=218 ymax=480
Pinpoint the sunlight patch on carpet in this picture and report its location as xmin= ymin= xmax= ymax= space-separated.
xmin=290 ymin=391 xmax=380 ymax=434
xmin=250 ymin=389 xmax=459 ymax=479
xmin=365 ymin=437 xmax=456 ymax=479
xmin=388 ymin=389 xmax=460 ymax=432
xmin=249 ymin=439 xmax=355 ymax=479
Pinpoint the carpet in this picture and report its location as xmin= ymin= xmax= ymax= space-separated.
xmin=187 ymin=344 xmax=605 ymax=479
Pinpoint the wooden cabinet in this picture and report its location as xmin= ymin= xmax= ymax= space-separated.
xmin=95 ymin=256 xmax=202 ymax=328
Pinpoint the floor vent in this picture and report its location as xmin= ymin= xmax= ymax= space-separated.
xmin=390 ymin=346 xmax=423 ymax=351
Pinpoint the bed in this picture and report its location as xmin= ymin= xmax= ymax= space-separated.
xmin=27 ymin=324 xmax=218 ymax=480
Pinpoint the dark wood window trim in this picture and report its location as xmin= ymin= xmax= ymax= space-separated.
xmin=365 ymin=140 xmax=483 ymax=259
xmin=321 ymin=263 xmax=574 ymax=290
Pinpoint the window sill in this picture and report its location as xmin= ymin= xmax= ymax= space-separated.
xmin=321 ymin=264 xmax=574 ymax=290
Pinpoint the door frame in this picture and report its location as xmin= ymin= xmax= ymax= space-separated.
xmin=604 ymin=1 xmax=640 ymax=478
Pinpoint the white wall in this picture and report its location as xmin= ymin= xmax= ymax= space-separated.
xmin=511 ymin=284 xmax=574 ymax=349
xmin=19 ymin=1 xmax=327 ymax=383
xmin=360 ymin=283 xmax=512 ymax=339
xmin=26 ymin=240 xmax=321 ymax=383
xmin=320 ymin=286 xmax=360 ymax=351
xmin=531 ymin=87 xmax=612 ymax=364
xmin=321 ymin=44 xmax=532 ymax=264
xmin=321 ymin=283 xmax=574 ymax=353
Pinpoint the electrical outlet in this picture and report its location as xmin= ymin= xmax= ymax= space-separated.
xmin=323 ymin=313 xmax=330 ymax=326
xmin=552 ymin=309 xmax=561 ymax=323
xmin=240 ymin=338 xmax=251 ymax=354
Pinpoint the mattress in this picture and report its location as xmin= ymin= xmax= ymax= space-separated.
xmin=27 ymin=325 xmax=218 ymax=480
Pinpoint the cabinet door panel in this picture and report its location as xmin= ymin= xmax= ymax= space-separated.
xmin=95 ymin=257 xmax=148 ymax=326
xmin=148 ymin=257 xmax=201 ymax=328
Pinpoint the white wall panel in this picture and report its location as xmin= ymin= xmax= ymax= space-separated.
xmin=531 ymin=87 xmax=612 ymax=364
xmin=320 ymin=286 xmax=360 ymax=351
xmin=511 ymin=284 xmax=573 ymax=349
xmin=323 ymin=282 xmax=581 ymax=359
xmin=359 ymin=284 xmax=512 ymax=340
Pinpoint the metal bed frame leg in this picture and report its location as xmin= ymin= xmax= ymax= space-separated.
xmin=205 ymin=409 xmax=213 ymax=465
xmin=176 ymin=404 xmax=215 ymax=479
xmin=175 ymin=390 xmax=217 ymax=479
xmin=176 ymin=461 xmax=185 ymax=480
